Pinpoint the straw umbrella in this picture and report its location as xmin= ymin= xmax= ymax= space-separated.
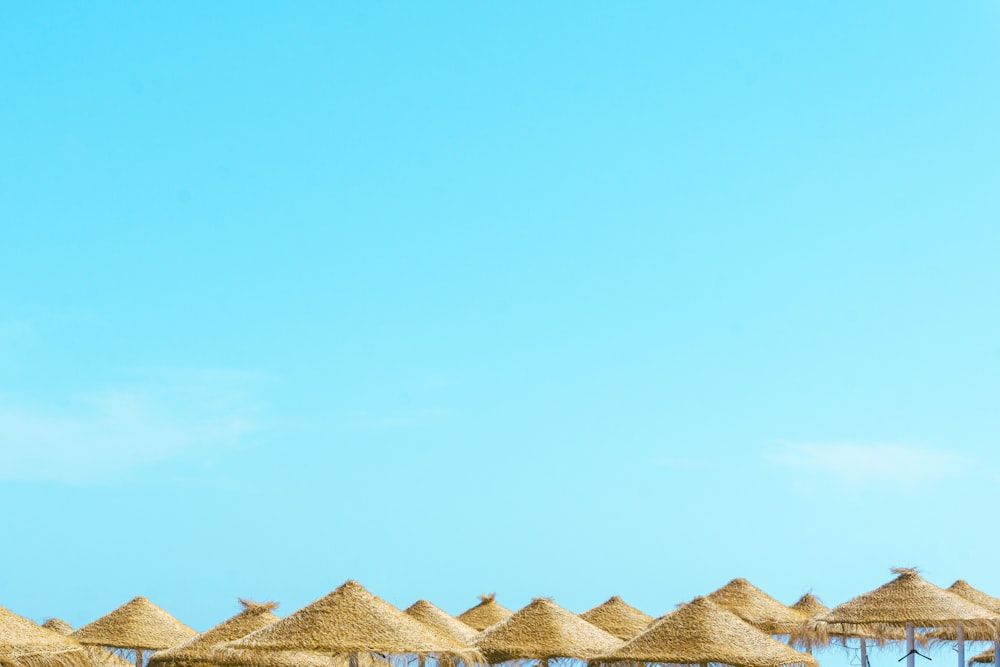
xmin=39 ymin=624 xmax=75 ymax=638
xmin=789 ymin=596 xmax=829 ymax=620
xmin=579 ymin=597 xmax=654 ymax=641
xmin=403 ymin=601 xmax=477 ymax=646
xmin=0 ymin=605 xmax=90 ymax=667
xmin=71 ymin=597 xmax=197 ymax=667
xmin=148 ymin=600 xmax=280 ymax=667
xmin=589 ymin=596 xmax=817 ymax=667
xmin=223 ymin=580 xmax=482 ymax=667
xmin=457 ymin=596 xmax=512 ymax=633
xmin=706 ymin=579 xmax=807 ymax=636
xmin=797 ymin=568 xmax=999 ymax=667
xmin=925 ymin=581 xmax=1000 ymax=667
xmin=473 ymin=598 xmax=622 ymax=665
xmin=42 ymin=619 xmax=132 ymax=667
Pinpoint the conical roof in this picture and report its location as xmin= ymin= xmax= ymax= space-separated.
xmin=789 ymin=595 xmax=829 ymax=619
xmin=149 ymin=600 xmax=280 ymax=667
xmin=591 ymin=597 xmax=817 ymax=667
xmin=404 ymin=601 xmax=477 ymax=645
xmin=40 ymin=621 xmax=74 ymax=636
xmin=72 ymin=597 xmax=197 ymax=651
xmin=472 ymin=598 xmax=622 ymax=662
xmin=948 ymin=581 xmax=1000 ymax=614
xmin=42 ymin=619 xmax=133 ymax=667
xmin=457 ymin=595 xmax=512 ymax=632
xmin=579 ymin=597 xmax=654 ymax=641
xmin=797 ymin=569 xmax=999 ymax=646
xmin=0 ymin=605 xmax=89 ymax=667
xmin=926 ymin=581 xmax=1000 ymax=642
xmin=707 ymin=579 xmax=806 ymax=635
xmin=226 ymin=581 xmax=481 ymax=663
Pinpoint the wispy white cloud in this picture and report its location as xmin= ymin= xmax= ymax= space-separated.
xmin=767 ymin=442 xmax=968 ymax=486
xmin=0 ymin=370 xmax=265 ymax=482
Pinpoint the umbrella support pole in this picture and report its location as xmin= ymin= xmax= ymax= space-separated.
xmin=994 ymin=634 xmax=999 ymax=667
xmin=135 ymin=650 xmax=143 ymax=667
xmin=907 ymin=623 xmax=916 ymax=667
xmin=957 ymin=624 xmax=965 ymax=667
xmin=860 ymin=639 xmax=868 ymax=667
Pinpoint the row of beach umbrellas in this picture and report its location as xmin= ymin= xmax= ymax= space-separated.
xmin=5 ymin=568 xmax=1000 ymax=667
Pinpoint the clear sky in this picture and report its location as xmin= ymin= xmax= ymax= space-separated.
xmin=2 ymin=2 xmax=1000 ymax=665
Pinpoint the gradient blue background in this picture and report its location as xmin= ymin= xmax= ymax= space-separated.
xmin=2 ymin=3 xmax=999 ymax=666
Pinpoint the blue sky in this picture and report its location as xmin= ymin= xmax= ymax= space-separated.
xmin=2 ymin=2 xmax=1000 ymax=663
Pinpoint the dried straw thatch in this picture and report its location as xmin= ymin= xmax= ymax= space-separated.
xmin=590 ymin=597 xmax=818 ymax=667
xmin=0 ymin=605 xmax=90 ymax=667
xmin=925 ymin=581 xmax=1000 ymax=642
xmin=795 ymin=569 xmax=999 ymax=647
xmin=42 ymin=620 xmax=131 ymax=667
xmin=970 ymin=647 xmax=995 ymax=664
xmin=579 ymin=598 xmax=654 ymax=641
xmin=38 ymin=625 xmax=74 ymax=638
xmin=706 ymin=579 xmax=806 ymax=635
xmin=789 ymin=595 xmax=829 ymax=620
xmin=148 ymin=600 xmax=280 ymax=667
xmin=472 ymin=598 xmax=622 ymax=663
xmin=72 ymin=597 xmax=196 ymax=651
xmin=457 ymin=595 xmax=512 ymax=633
xmin=403 ymin=601 xmax=477 ymax=645
xmin=224 ymin=581 xmax=482 ymax=665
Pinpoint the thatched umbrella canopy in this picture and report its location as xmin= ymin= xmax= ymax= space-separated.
xmin=789 ymin=595 xmax=829 ymax=620
xmin=456 ymin=596 xmax=512 ymax=633
xmin=0 ymin=605 xmax=90 ymax=667
xmin=970 ymin=647 xmax=996 ymax=664
xmin=590 ymin=596 xmax=817 ymax=667
xmin=927 ymin=582 xmax=1000 ymax=640
xmin=223 ymin=581 xmax=482 ymax=666
xmin=797 ymin=569 xmax=999 ymax=667
xmin=706 ymin=579 xmax=806 ymax=636
xmin=42 ymin=620 xmax=131 ymax=667
xmin=579 ymin=597 xmax=654 ymax=641
xmin=472 ymin=598 xmax=622 ymax=664
xmin=403 ymin=602 xmax=477 ymax=646
xmin=148 ymin=600 xmax=280 ymax=667
xmin=39 ymin=624 xmax=74 ymax=638
xmin=798 ymin=570 xmax=998 ymax=644
xmin=72 ymin=597 xmax=196 ymax=667
xmin=924 ymin=580 xmax=1000 ymax=667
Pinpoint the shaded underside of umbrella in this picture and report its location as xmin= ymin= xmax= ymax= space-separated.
xmin=579 ymin=597 xmax=654 ymax=641
xmin=590 ymin=597 xmax=817 ymax=667
xmin=456 ymin=595 xmax=513 ymax=633
xmin=796 ymin=569 xmax=998 ymax=646
xmin=71 ymin=597 xmax=197 ymax=651
xmin=225 ymin=581 xmax=481 ymax=664
xmin=149 ymin=600 xmax=280 ymax=667
xmin=404 ymin=601 xmax=477 ymax=645
xmin=473 ymin=598 xmax=622 ymax=663
xmin=0 ymin=605 xmax=90 ymax=667
xmin=706 ymin=579 xmax=806 ymax=635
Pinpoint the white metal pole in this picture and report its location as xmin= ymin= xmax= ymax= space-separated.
xmin=907 ymin=623 xmax=916 ymax=667
xmin=860 ymin=638 xmax=868 ymax=667
xmin=958 ymin=623 xmax=965 ymax=667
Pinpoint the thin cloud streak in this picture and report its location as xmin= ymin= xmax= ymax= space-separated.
xmin=0 ymin=371 xmax=265 ymax=483
xmin=768 ymin=442 xmax=968 ymax=486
